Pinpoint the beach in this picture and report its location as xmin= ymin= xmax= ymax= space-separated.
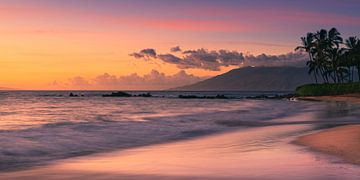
xmin=298 ymin=93 xmax=360 ymax=103
xmin=1 ymin=124 xmax=360 ymax=180
xmin=295 ymin=125 xmax=360 ymax=165
xmin=294 ymin=93 xmax=360 ymax=165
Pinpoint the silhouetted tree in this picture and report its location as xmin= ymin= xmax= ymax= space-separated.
xmin=296 ymin=33 xmax=319 ymax=83
xmin=345 ymin=36 xmax=360 ymax=81
xmin=296 ymin=28 xmax=359 ymax=83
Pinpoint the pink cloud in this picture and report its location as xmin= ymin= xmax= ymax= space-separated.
xmin=52 ymin=70 xmax=206 ymax=90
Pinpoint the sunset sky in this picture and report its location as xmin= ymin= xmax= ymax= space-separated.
xmin=1 ymin=0 xmax=360 ymax=90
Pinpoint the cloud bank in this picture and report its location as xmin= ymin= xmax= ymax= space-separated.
xmin=51 ymin=70 xmax=205 ymax=90
xmin=131 ymin=48 xmax=307 ymax=71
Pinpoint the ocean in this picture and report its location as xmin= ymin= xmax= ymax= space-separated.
xmin=0 ymin=91 xmax=359 ymax=176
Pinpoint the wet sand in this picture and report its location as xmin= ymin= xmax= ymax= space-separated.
xmin=296 ymin=93 xmax=360 ymax=165
xmin=1 ymin=124 xmax=359 ymax=180
xmin=298 ymin=93 xmax=360 ymax=103
xmin=295 ymin=125 xmax=360 ymax=165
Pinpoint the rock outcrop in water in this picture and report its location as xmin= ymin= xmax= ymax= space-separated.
xmin=178 ymin=94 xmax=230 ymax=99
xmin=102 ymin=91 xmax=132 ymax=97
xmin=102 ymin=92 xmax=154 ymax=97
xmin=69 ymin=93 xmax=79 ymax=97
xmin=135 ymin=93 xmax=152 ymax=97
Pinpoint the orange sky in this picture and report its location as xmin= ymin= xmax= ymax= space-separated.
xmin=0 ymin=0 xmax=359 ymax=90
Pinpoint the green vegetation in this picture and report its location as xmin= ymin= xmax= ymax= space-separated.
xmin=296 ymin=28 xmax=360 ymax=83
xmin=296 ymin=83 xmax=360 ymax=96
xmin=295 ymin=28 xmax=360 ymax=96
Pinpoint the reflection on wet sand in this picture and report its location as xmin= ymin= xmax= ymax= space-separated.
xmin=2 ymin=124 xmax=359 ymax=180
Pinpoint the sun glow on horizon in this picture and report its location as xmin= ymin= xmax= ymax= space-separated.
xmin=1 ymin=0 xmax=359 ymax=89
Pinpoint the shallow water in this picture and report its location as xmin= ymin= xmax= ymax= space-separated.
xmin=0 ymin=91 xmax=360 ymax=178
xmin=2 ymin=124 xmax=360 ymax=179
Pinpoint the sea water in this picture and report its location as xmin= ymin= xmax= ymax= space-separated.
xmin=0 ymin=91 xmax=359 ymax=176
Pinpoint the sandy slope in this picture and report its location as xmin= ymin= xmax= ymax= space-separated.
xmin=295 ymin=125 xmax=360 ymax=165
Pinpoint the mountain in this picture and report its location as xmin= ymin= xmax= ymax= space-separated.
xmin=172 ymin=66 xmax=315 ymax=91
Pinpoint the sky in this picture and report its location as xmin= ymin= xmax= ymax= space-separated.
xmin=1 ymin=0 xmax=360 ymax=90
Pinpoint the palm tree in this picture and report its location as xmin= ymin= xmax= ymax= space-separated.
xmin=311 ymin=28 xmax=344 ymax=83
xmin=295 ymin=33 xmax=319 ymax=83
xmin=327 ymin=28 xmax=344 ymax=82
xmin=305 ymin=60 xmax=318 ymax=83
xmin=297 ymin=28 xmax=359 ymax=84
xmin=327 ymin=28 xmax=343 ymax=48
xmin=313 ymin=29 xmax=330 ymax=83
xmin=345 ymin=36 xmax=360 ymax=81
xmin=325 ymin=48 xmax=347 ymax=83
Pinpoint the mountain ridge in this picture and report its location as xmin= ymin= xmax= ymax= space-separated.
xmin=172 ymin=66 xmax=315 ymax=91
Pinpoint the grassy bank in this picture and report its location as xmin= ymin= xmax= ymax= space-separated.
xmin=296 ymin=82 xmax=360 ymax=96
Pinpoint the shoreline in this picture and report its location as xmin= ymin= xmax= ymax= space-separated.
xmin=294 ymin=125 xmax=360 ymax=165
xmin=295 ymin=93 xmax=360 ymax=165
xmin=297 ymin=93 xmax=360 ymax=103
xmin=2 ymin=124 xmax=359 ymax=179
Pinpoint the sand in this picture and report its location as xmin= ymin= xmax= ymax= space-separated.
xmin=296 ymin=93 xmax=360 ymax=165
xmin=295 ymin=125 xmax=360 ymax=165
xmin=298 ymin=93 xmax=360 ymax=103
xmin=1 ymin=124 xmax=360 ymax=179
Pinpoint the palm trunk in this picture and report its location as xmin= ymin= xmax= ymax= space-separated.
xmin=318 ymin=67 xmax=326 ymax=83
xmin=308 ymin=53 xmax=318 ymax=84
xmin=329 ymin=72 xmax=336 ymax=83
xmin=314 ymin=73 xmax=318 ymax=84
xmin=352 ymin=67 xmax=355 ymax=82
xmin=358 ymin=65 xmax=360 ymax=82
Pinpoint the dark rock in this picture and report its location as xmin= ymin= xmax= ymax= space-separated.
xmin=137 ymin=93 xmax=152 ymax=97
xmin=178 ymin=94 xmax=230 ymax=99
xmin=102 ymin=91 xmax=132 ymax=97
xmin=69 ymin=93 xmax=78 ymax=97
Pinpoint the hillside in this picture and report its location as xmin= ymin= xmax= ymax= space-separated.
xmin=172 ymin=66 xmax=315 ymax=91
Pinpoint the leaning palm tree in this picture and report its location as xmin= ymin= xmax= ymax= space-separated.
xmin=295 ymin=33 xmax=319 ymax=83
xmin=305 ymin=60 xmax=319 ymax=83
xmin=295 ymin=33 xmax=314 ymax=53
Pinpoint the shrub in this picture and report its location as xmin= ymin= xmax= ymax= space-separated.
xmin=295 ymin=82 xmax=360 ymax=96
